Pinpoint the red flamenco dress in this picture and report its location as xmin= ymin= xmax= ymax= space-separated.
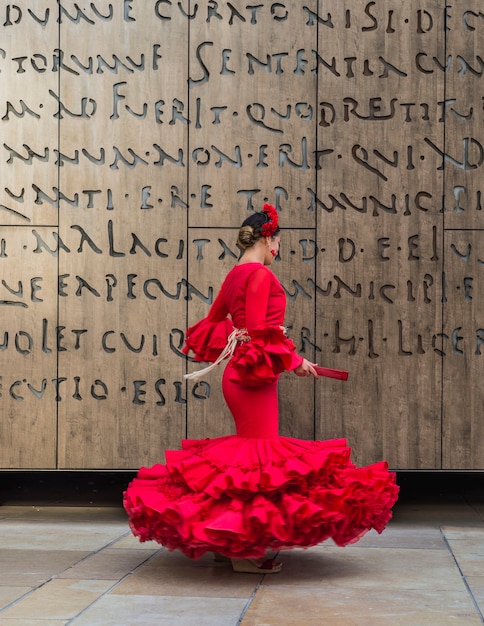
xmin=124 ymin=263 xmax=399 ymax=559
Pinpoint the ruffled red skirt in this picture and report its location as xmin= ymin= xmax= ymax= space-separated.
xmin=123 ymin=435 xmax=399 ymax=560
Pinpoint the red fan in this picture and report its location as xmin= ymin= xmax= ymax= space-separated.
xmin=314 ymin=366 xmax=348 ymax=381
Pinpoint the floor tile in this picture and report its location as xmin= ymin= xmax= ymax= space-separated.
xmin=342 ymin=524 xmax=446 ymax=549
xmin=0 ymin=579 xmax=117 ymax=620
xmin=449 ymin=551 xmax=484 ymax=577
xmin=442 ymin=526 xmax=484 ymax=541
xmin=113 ymin=550 xmax=257 ymax=598
xmin=0 ymin=616 xmax=69 ymax=626
xmin=57 ymin=548 xmax=157 ymax=580
xmin=263 ymin=546 xmax=466 ymax=590
xmin=0 ymin=586 xmax=32 ymax=610
xmin=108 ymin=534 xmax=162 ymax=551
xmin=241 ymin=585 xmax=483 ymax=626
xmin=466 ymin=576 xmax=484 ymax=615
xmin=69 ymin=595 xmax=248 ymax=626
xmin=0 ymin=520 xmax=126 ymax=551
xmin=0 ymin=550 xmax=90 ymax=586
xmin=442 ymin=527 xmax=484 ymax=576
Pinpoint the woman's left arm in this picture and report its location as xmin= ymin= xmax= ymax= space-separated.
xmin=245 ymin=268 xmax=316 ymax=375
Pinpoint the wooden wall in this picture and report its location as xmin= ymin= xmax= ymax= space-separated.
xmin=0 ymin=1 xmax=482 ymax=470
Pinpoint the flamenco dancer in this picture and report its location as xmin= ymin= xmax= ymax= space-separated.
xmin=124 ymin=203 xmax=399 ymax=574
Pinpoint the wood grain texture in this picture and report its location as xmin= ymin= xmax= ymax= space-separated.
xmin=0 ymin=1 xmax=482 ymax=469
xmin=315 ymin=0 xmax=445 ymax=468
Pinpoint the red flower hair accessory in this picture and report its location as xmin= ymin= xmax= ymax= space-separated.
xmin=260 ymin=203 xmax=279 ymax=237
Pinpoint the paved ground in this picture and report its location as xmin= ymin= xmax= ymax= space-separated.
xmin=0 ymin=472 xmax=483 ymax=625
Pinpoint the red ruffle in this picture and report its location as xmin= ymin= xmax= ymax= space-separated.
xmin=124 ymin=436 xmax=399 ymax=560
xmin=228 ymin=328 xmax=300 ymax=386
xmin=183 ymin=318 xmax=233 ymax=362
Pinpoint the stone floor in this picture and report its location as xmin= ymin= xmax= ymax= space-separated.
xmin=0 ymin=472 xmax=483 ymax=625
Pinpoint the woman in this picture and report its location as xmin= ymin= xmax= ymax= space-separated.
xmin=124 ymin=204 xmax=399 ymax=574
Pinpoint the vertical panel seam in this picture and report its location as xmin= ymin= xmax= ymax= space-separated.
xmin=441 ymin=2 xmax=447 ymax=470
xmin=184 ymin=3 xmax=191 ymax=440
xmin=55 ymin=2 xmax=61 ymax=469
xmin=313 ymin=0 xmax=320 ymax=441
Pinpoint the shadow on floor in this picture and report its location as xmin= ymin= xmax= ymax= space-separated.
xmin=1 ymin=470 xmax=483 ymax=507
xmin=0 ymin=471 xmax=136 ymax=506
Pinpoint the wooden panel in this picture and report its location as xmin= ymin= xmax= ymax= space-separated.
xmin=187 ymin=1 xmax=318 ymax=227
xmin=186 ymin=228 xmax=239 ymax=440
xmin=0 ymin=1 xmax=59 ymax=467
xmin=315 ymin=1 xmax=444 ymax=467
xmin=442 ymin=1 xmax=484 ymax=468
xmin=443 ymin=0 xmax=483 ymax=231
xmin=186 ymin=6 xmax=318 ymax=441
xmin=0 ymin=0 xmax=58 ymax=226
xmin=277 ymin=229 xmax=316 ymax=439
xmin=0 ymin=227 xmax=57 ymax=467
xmin=442 ymin=233 xmax=484 ymax=468
xmin=56 ymin=4 xmax=188 ymax=468
xmin=0 ymin=1 xmax=483 ymax=470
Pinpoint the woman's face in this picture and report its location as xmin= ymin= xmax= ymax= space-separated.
xmin=265 ymin=235 xmax=281 ymax=265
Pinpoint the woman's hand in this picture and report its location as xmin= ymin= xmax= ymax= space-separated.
xmin=293 ymin=358 xmax=319 ymax=379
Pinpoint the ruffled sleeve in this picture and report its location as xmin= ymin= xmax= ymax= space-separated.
xmin=182 ymin=284 xmax=234 ymax=363
xmin=228 ymin=326 xmax=301 ymax=386
xmin=183 ymin=317 xmax=234 ymax=363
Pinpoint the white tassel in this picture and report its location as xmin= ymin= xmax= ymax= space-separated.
xmin=184 ymin=328 xmax=250 ymax=381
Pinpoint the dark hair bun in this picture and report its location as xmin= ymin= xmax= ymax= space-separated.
xmin=237 ymin=225 xmax=257 ymax=249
